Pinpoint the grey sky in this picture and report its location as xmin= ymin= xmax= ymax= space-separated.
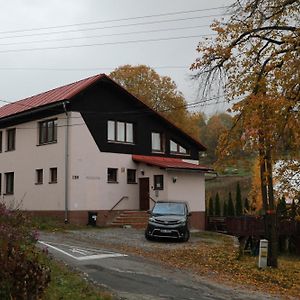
xmin=0 ymin=0 xmax=232 ymax=116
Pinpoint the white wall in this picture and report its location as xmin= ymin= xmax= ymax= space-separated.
xmin=0 ymin=113 xmax=66 ymax=210
xmin=0 ymin=111 xmax=206 ymax=214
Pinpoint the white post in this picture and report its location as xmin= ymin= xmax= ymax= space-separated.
xmin=258 ymin=239 xmax=268 ymax=268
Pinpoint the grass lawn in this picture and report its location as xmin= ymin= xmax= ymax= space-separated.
xmin=42 ymin=258 xmax=112 ymax=300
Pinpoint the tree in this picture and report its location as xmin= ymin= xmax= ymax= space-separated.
xmin=277 ymin=196 xmax=287 ymax=217
xmin=244 ymin=198 xmax=250 ymax=214
xmin=215 ymin=193 xmax=221 ymax=216
xmin=223 ymin=200 xmax=228 ymax=217
xmin=191 ymin=0 xmax=300 ymax=267
xmin=228 ymin=192 xmax=235 ymax=217
xmin=110 ymin=65 xmax=204 ymax=139
xmin=208 ymin=197 xmax=214 ymax=216
xmin=235 ymin=182 xmax=243 ymax=216
xmin=199 ymin=113 xmax=233 ymax=163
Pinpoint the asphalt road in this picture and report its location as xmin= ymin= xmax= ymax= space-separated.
xmin=39 ymin=231 xmax=279 ymax=300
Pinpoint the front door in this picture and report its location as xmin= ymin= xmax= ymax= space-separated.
xmin=139 ymin=177 xmax=150 ymax=210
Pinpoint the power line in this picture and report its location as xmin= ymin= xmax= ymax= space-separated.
xmin=0 ymin=6 xmax=229 ymax=36
xmin=0 ymin=34 xmax=205 ymax=54
xmin=0 ymin=25 xmax=214 ymax=47
xmin=0 ymin=14 xmax=225 ymax=40
xmin=0 ymin=66 xmax=189 ymax=71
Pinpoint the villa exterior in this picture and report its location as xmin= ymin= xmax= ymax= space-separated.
xmin=0 ymin=74 xmax=210 ymax=229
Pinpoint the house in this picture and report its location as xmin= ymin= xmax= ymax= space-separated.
xmin=0 ymin=74 xmax=211 ymax=229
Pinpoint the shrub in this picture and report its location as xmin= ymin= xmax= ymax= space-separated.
xmin=0 ymin=203 xmax=50 ymax=299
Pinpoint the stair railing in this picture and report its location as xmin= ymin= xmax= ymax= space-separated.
xmin=110 ymin=196 xmax=128 ymax=211
xmin=149 ymin=196 xmax=157 ymax=204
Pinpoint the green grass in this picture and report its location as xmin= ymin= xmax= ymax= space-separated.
xmin=43 ymin=258 xmax=112 ymax=300
xmin=30 ymin=216 xmax=100 ymax=232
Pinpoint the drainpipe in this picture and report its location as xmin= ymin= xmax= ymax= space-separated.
xmin=63 ymin=102 xmax=69 ymax=223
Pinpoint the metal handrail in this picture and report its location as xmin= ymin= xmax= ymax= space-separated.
xmin=110 ymin=196 xmax=128 ymax=211
xmin=149 ymin=196 xmax=157 ymax=204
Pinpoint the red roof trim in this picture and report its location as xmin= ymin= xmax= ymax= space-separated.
xmin=0 ymin=74 xmax=104 ymax=119
xmin=132 ymin=154 xmax=212 ymax=171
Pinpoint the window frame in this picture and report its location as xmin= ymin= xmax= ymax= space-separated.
xmin=5 ymin=172 xmax=14 ymax=195
xmin=38 ymin=119 xmax=57 ymax=145
xmin=154 ymin=175 xmax=164 ymax=190
xmin=151 ymin=132 xmax=164 ymax=153
xmin=35 ymin=169 xmax=43 ymax=185
xmin=0 ymin=131 xmax=2 ymax=153
xmin=107 ymin=120 xmax=134 ymax=144
xmin=169 ymin=140 xmax=189 ymax=155
xmin=127 ymin=169 xmax=137 ymax=184
xmin=107 ymin=168 xmax=118 ymax=183
xmin=6 ymin=128 xmax=16 ymax=151
xmin=49 ymin=167 xmax=57 ymax=184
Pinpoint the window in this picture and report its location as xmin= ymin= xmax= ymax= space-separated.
xmin=49 ymin=168 xmax=57 ymax=184
xmin=36 ymin=169 xmax=43 ymax=184
xmin=0 ymin=131 xmax=2 ymax=152
xmin=151 ymin=132 xmax=164 ymax=152
xmin=170 ymin=140 xmax=188 ymax=155
xmin=6 ymin=128 xmax=16 ymax=151
xmin=154 ymin=175 xmax=164 ymax=190
xmin=107 ymin=168 xmax=118 ymax=183
xmin=107 ymin=120 xmax=133 ymax=143
xmin=39 ymin=119 xmax=57 ymax=145
xmin=127 ymin=169 xmax=136 ymax=184
xmin=5 ymin=172 xmax=14 ymax=194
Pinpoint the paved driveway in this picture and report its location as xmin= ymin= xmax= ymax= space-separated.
xmin=39 ymin=228 xmax=279 ymax=300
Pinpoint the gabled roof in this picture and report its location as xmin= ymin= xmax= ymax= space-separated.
xmin=0 ymin=74 xmax=104 ymax=119
xmin=132 ymin=155 xmax=211 ymax=171
xmin=0 ymin=73 xmax=206 ymax=150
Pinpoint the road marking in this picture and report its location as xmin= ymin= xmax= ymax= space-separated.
xmin=39 ymin=241 xmax=127 ymax=261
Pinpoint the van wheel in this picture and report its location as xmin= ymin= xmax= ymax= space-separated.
xmin=181 ymin=230 xmax=190 ymax=242
xmin=145 ymin=232 xmax=153 ymax=241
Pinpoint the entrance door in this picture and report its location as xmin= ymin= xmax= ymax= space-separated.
xmin=139 ymin=177 xmax=150 ymax=210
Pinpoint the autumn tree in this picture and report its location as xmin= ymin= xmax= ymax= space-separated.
xmin=110 ymin=65 xmax=204 ymax=139
xmin=191 ymin=0 xmax=300 ymax=267
xmin=199 ymin=113 xmax=233 ymax=163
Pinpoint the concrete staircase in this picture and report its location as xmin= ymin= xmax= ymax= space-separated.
xmin=110 ymin=210 xmax=149 ymax=229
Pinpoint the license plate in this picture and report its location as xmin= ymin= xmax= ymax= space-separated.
xmin=161 ymin=229 xmax=172 ymax=233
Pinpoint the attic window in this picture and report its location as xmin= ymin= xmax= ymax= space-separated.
xmin=107 ymin=120 xmax=133 ymax=144
xmin=170 ymin=140 xmax=188 ymax=155
xmin=151 ymin=132 xmax=164 ymax=153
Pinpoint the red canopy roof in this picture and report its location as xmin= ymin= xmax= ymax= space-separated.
xmin=0 ymin=74 xmax=104 ymax=119
xmin=132 ymin=155 xmax=211 ymax=171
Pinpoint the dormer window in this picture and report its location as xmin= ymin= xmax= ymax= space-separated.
xmin=170 ymin=140 xmax=188 ymax=155
xmin=151 ymin=132 xmax=164 ymax=153
xmin=107 ymin=120 xmax=133 ymax=144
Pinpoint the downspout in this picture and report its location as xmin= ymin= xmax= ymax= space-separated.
xmin=62 ymin=102 xmax=69 ymax=223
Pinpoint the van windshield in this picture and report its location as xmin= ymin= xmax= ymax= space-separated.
xmin=152 ymin=202 xmax=186 ymax=216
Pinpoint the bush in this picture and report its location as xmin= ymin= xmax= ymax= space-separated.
xmin=0 ymin=203 xmax=50 ymax=299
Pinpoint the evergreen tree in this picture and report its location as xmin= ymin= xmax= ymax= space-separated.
xmin=244 ymin=197 xmax=250 ymax=213
xmin=235 ymin=182 xmax=243 ymax=216
xmin=223 ymin=200 xmax=228 ymax=217
xmin=215 ymin=193 xmax=221 ymax=216
xmin=208 ymin=197 xmax=214 ymax=216
xmin=277 ymin=196 xmax=287 ymax=217
xmin=228 ymin=192 xmax=235 ymax=217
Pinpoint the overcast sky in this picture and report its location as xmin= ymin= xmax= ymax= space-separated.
xmin=0 ymin=0 xmax=232 ymax=116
